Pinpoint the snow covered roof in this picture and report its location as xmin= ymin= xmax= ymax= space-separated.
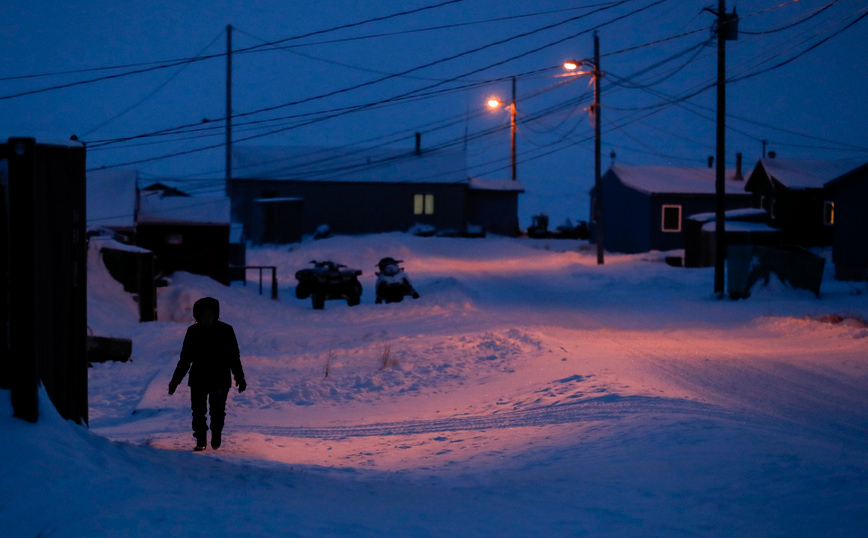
xmin=687 ymin=208 xmax=767 ymax=223
xmin=86 ymin=169 xmax=137 ymax=228
xmin=1 ymin=134 xmax=85 ymax=148
xmin=701 ymin=220 xmax=780 ymax=233
xmin=608 ymin=165 xmax=748 ymax=195
xmin=138 ymin=191 xmax=230 ymax=225
xmin=468 ymin=178 xmax=525 ymax=192
xmin=232 ymin=145 xmax=468 ymax=184
xmin=747 ymin=158 xmax=866 ymax=190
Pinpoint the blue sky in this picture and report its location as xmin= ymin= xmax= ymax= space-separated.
xmin=3 ymin=0 xmax=866 ymax=223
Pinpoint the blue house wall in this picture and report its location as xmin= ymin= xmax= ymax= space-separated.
xmin=597 ymin=170 xmax=651 ymax=254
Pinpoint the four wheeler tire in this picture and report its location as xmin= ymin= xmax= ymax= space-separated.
xmin=346 ymin=283 xmax=363 ymax=306
xmin=295 ymin=282 xmax=312 ymax=299
xmin=311 ymin=292 xmax=325 ymax=310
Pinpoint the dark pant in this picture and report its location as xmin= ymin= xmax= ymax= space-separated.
xmin=190 ymin=386 xmax=229 ymax=442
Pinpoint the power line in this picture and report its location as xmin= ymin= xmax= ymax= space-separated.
xmin=0 ymin=0 xmax=466 ymax=99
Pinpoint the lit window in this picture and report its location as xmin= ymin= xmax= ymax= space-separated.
xmin=824 ymin=201 xmax=834 ymax=225
xmin=661 ymin=205 xmax=681 ymax=232
xmin=414 ymin=194 xmax=434 ymax=215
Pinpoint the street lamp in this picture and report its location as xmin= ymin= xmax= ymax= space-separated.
xmin=486 ymin=77 xmax=517 ymax=182
xmin=564 ymin=32 xmax=603 ymax=265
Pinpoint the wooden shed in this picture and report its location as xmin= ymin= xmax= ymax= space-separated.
xmin=1 ymin=137 xmax=88 ymax=424
xmin=136 ymin=190 xmax=232 ymax=285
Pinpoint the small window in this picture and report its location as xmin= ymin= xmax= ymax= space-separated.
xmin=661 ymin=205 xmax=681 ymax=232
xmin=414 ymin=194 xmax=434 ymax=215
xmin=165 ymin=233 xmax=183 ymax=245
xmin=824 ymin=201 xmax=834 ymax=225
xmin=770 ymin=199 xmax=777 ymax=220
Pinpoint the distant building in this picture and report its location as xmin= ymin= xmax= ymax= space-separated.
xmin=743 ymin=158 xmax=865 ymax=246
xmin=230 ymin=145 xmax=524 ymax=240
xmin=590 ymin=164 xmax=752 ymax=254
xmin=825 ymin=162 xmax=868 ymax=281
xmin=86 ymin=170 xmax=232 ymax=285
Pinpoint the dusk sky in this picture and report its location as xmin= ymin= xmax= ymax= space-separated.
xmin=3 ymin=0 xmax=866 ymax=222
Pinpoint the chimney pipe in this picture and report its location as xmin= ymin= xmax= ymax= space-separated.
xmin=708 ymin=156 xmax=714 ymax=168
xmin=415 ymin=132 xmax=421 ymax=155
xmin=735 ymin=152 xmax=743 ymax=180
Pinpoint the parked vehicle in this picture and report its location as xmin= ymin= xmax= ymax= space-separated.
xmin=295 ymin=260 xmax=362 ymax=309
xmin=375 ymin=257 xmax=420 ymax=304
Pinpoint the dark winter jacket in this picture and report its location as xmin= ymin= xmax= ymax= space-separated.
xmin=170 ymin=300 xmax=244 ymax=389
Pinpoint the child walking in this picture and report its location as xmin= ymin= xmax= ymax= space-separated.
xmin=168 ymin=297 xmax=247 ymax=451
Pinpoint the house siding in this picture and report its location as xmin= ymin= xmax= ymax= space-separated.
xmin=830 ymin=169 xmax=868 ymax=280
xmin=232 ymin=179 xmax=468 ymax=236
xmin=465 ymin=190 xmax=519 ymax=236
xmin=592 ymin=170 xmax=651 ymax=254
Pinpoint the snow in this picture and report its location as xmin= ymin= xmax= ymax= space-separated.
xmin=688 ymin=208 xmax=768 ymax=223
xmin=700 ymin=221 xmax=780 ymax=233
xmin=3 ymin=233 xmax=868 ymax=537
xmin=467 ymin=177 xmax=525 ymax=192
xmin=611 ymin=164 xmax=749 ymax=195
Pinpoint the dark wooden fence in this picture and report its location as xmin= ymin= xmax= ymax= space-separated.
xmin=0 ymin=138 xmax=88 ymax=424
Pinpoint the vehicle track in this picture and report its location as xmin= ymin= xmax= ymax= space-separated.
xmin=242 ymin=394 xmax=735 ymax=440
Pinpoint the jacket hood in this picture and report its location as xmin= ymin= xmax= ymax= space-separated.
xmin=193 ymin=297 xmax=220 ymax=322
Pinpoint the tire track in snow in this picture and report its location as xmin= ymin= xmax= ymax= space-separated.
xmin=243 ymin=395 xmax=732 ymax=440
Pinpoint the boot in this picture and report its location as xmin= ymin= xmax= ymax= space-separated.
xmin=194 ymin=433 xmax=207 ymax=451
xmin=211 ymin=431 xmax=222 ymax=450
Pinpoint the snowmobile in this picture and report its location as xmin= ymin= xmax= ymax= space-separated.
xmin=375 ymin=257 xmax=420 ymax=304
xmin=294 ymin=260 xmax=363 ymax=309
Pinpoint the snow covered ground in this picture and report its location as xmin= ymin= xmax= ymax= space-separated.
xmin=3 ymin=233 xmax=868 ymax=537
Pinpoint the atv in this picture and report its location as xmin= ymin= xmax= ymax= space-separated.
xmin=295 ymin=260 xmax=363 ymax=309
xmin=375 ymin=257 xmax=420 ymax=304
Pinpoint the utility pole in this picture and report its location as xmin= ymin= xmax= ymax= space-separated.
xmin=225 ymin=24 xmax=233 ymax=197
xmin=711 ymin=2 xmax=737 ymax=295
xmin=593 ymin=32 xmax=604 ymax=265
xmin=510 ymin=77 xmax=517 ymax=181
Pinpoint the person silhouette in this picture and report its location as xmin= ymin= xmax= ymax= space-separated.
xmin=168 ymin=297 xmax=246 ymax=451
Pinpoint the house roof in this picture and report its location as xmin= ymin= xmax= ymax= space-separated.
xmin=232 ymin=145 xmax=468 ymax=184
xmin=825 ymin=161 xmax=868 ymax=188
xmin=746 ymin=158 xmax=866 ymax=190
xmin=86 ymin=169 xmax=138 ymax=228
xmin=607 ymin=165 xmax=748 ymax=195
xmin=468 ymin=178 xmax=525 ymax=192
xmin=138 ymin=190 xmax=230 ymax=225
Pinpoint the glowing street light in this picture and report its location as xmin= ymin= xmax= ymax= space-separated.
xmin=486 ymin=77 xmax=517 ymax=181
xmin=565 ymin=32 xmax=604 ymax=265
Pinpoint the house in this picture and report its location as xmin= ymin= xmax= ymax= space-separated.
xmin=825 ymin=162 xmax=868 ymax=281
xmin=589 ymin=164 xmax=753 ymax=254
xmin=86 ymin=170 xmax=233 ymax=285
xmin=135 ymin=188 xmax=232 ymax=285
xmin=230 ymin=144 xmax=524 ymax=239
xmin=743 ymin=157 xmax=866 ymax=246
